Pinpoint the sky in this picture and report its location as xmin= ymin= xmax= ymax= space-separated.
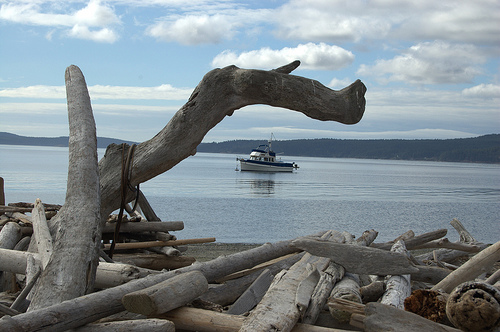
xmin=0 ymin=0 xmax=499 ymax=143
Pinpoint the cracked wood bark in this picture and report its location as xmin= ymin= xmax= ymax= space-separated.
xmin=380 ymin=240 xmax=411 ymax=309
xmin=0 ymin=238 xmax=303 ymax=331
xmin=239 ymin=232 xmax=334 ymax=332
xmin=98 ymin=61 xmax=366 ymax=219
xmin=432 ymin=240 xmax=500 ymax=293
xmin=27 ymin=65 xmax=101 ymax=311
xmin=159 ymin=306 xmax=342 ymax=332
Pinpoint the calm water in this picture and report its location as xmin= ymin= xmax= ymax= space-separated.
xmin=1 ymin=144 xmax=499 ymax=244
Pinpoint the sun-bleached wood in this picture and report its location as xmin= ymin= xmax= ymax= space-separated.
xmin=380 ymin=240 xmax=411 ymax=309
xmin=0 ymin=238 xmax=304 ymax=331
xmin=27 ymin=65 xmax=102 ymax=311
xmin=97 ymin=62 xmax=366 ymax=220
xmin=432 ymin=240 xmax=500 ymax=293
xmin=292 ymin=238 xmax=419 ymax=275
xmin=122 ymin=271 xmax=208 ymax=316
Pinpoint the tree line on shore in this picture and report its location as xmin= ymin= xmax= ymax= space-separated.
xmin=1 ymin=131 xmax=498 ymax=163
xmin=198 ymin=134 xmax=500 ymax=163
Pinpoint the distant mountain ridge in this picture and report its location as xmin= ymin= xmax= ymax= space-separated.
xmin=197 ymin=134 xmax=500 ymax=164
xmin=0 ymin=132 xmax=136 ymax=149
xmin=1 ymin=132 xmax=499 ymax=163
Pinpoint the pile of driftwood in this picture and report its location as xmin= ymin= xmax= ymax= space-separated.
xmin=1 ymin=198 xmax=499 ymax=332
xmin=1 ymin=64 xmax=499 ymax=331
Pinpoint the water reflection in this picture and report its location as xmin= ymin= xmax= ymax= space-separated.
xmin=238 ymin=178 xmax=276 ymax=196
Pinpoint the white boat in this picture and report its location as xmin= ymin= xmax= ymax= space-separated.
xmin=237 ymin=136 xmax=299 ymax=172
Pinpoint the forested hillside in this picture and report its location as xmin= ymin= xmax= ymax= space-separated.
xmin=0 ymin=132 xmax=136 ymax=149
xmin=198 ymin=134 xmax=500 ymax=163
xmin=1 ymin=132 xmax=498 ymax=163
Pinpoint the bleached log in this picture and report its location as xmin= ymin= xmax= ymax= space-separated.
xmin=27 ymin=65 xmax=102 ymax=311
xmin=227 ymin=268 xmax=273 ymax=315
xmin=101 ymin=221 xmax=184 ymax=233
xmin=351 ymin=301 xmax=461 ymax=332
xmin=412 ymin=237 xmax=481 ymax=252
xmin=325 ymin=229 xmax=378 ymax=324
xmin=0 ymin=221 xmax=22 ymax=249
xmin=372 ymin=228 xmax=447 ymax=250
xmin=0 ymin=221 xmax=22 ymax=292
xmin=380 ymin=240 xmax=411 ymax=309
xmin=432 ymin=240 xmax=500 ymax=293
xmin=450 ymin=218 xmax=476 ymax=243
xmin=10 ymin=212 xmax=31 ymax=225
xmin=102 ymin=237 xmax=215 ymax=250
xmin=292 ymin=238 xmax=418 ymax=275
xmin=113 ymin=253 xmax=195 ymax=270
xmin=159 ymin=306 xmax=342 ymax=332
xmin=95 ymin=262 xmax=158 ymax=289
xmin=31 ymin=199 xmax=53 ymax=269
xmin=122 ymin=271 xmax=207 ymax=316
xmin=199 ymin=252 xmax=304 ymax=306
xmin=302 ymin=261 xmax=344 ymax=324
xmin=70 ymin=319 xmax=176 ymax=332
xmin=328 ymin=273 xmax=362 ymax=323
xmin=0 ymin=238 xmax=303 ymax=331
xmin=239 ymin=232 xmax=334 ymax=332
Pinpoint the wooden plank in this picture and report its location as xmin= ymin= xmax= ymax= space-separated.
xmin=292 ymin=238 xmax=419 ymax=275
xmin=102 ymin=221 xmax=184 ymax=233
xmin=159 ymin=306 xmax=348 ymax=332
xmin=122 ymin=271 xmax=207 ymax=316
xmin=103 ymin=237 xmax=215 ymax=250
xmin=227 ymin=268 xmax=273 ymax=315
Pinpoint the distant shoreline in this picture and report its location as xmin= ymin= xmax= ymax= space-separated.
xmin=1 ymin=132 xmax=499 ymax=164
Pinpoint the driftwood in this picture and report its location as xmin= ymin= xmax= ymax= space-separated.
xmin=239 ymin=232 xmax=334 ymax=332
xmin=122 ymin=270 xmax=208 ymax=316
xmin=112 ymin=253 xmax=195 ymax=270
xmin=292 ymin=238 xmax=419 ymax=275
xmin=432 ymin=240 xmax=500 ymax=293
xmin=200 ymin=252 xmax=304 ymax=306
xmin=372 ymin=228 xmax=448 ymax=250
xmin=380 ymin=240 xmax=411 ymax=309
xmin=227 ymin=268 xmax=273 ymax=315
xmin=73 ymin=319 xmax=175 ymax=332
xmin=159 ymin=306 xmax=340 ymax=332
xmin=27 ymin=65 xmax=102 ymax=311
xmin=97 ymin=61 xmax=366 ymax=222
xmin=102 ymin=237 xmax=215 ymax=250
xmin=412 ymin=238 xmax=481 ymax=253
xmin=101 ymin=221 xmax=184 ymax=233
xmin=0 ymin=238 xmax=303 ymax=331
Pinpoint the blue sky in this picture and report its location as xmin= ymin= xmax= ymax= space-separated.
xmin=1 ymin=0 xmax=499 ymax=143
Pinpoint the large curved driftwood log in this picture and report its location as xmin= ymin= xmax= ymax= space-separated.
xmin=99 ymin=61 xmax=366 ymax=216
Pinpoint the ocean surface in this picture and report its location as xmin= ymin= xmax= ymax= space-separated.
xmin=1 ymin=144 xmax=499 ymax=244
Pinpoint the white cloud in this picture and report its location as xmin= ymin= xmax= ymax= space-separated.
xmin=0 ymin=0 xmax=120 ymax=43
xmin=462 ymin=84 xmax=500 ymax=99
xmin=273 ymin=0 xmax=500 ymax=46
xmin=147 ymin=14 xmax=239 ymax=45
xmin=0 ymin=84 xmax=193 ymax=100
xmin=274 ymin=0 xmax=391 ymax=43
xmin=357 ymin=41 xmax=485 ymax=84
xmin=328 ymin=77 xmax=353 ymax=90
xmin=212 ymin=43 xmax=354 ymax=70
xmin=68 ymin=25 xmax=118 ymax=43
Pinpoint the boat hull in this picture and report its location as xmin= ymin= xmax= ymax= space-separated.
xmin=239 ymin=160 xmax=296 ymax=172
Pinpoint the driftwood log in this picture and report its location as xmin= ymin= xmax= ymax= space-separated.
xmin=0 ymin=238 xmax=307 ymax=331
xmin=0 ymin=61 xmax=367 ymax=327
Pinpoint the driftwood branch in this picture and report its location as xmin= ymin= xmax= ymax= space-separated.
xmin=98 ymin=61 xmax=366 ymax=217
xmin=28 ymin=65 xmax=101 ymax=311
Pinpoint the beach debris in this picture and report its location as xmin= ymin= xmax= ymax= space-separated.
xmin=1 ymin=65 xmax=499 ymax=331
